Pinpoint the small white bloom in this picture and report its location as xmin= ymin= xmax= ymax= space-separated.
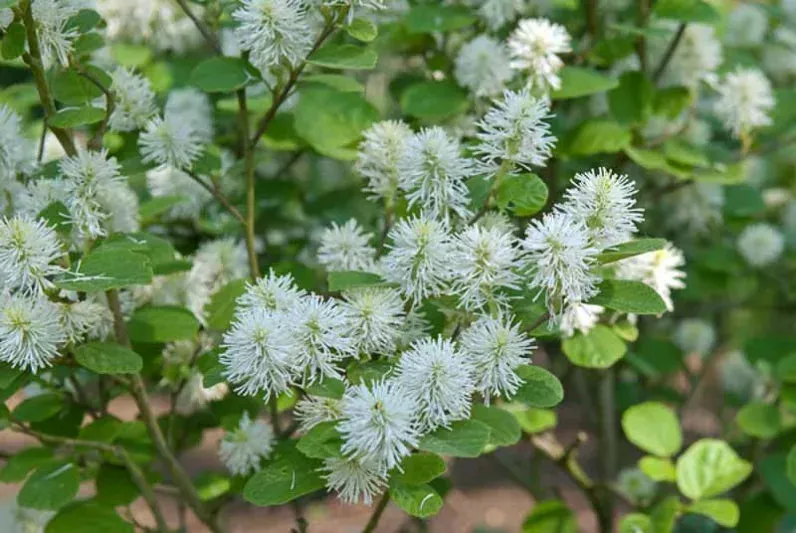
xmin=398 ymin=127 xmax=473 ymax=223
xmin=720 ymin=350 xmax=765 ymax=400
xmin=459 ymin=314 xmax=534 ymax=402
xmin=237 ymin=269 xmax=306 ymax=313
xmin=322 ymin=456 xmax=388 ymax=505
xmin=187 ymin=238 xmax=249 ymax=320
xmin=356 ymin=120 xmax=413 ymax=202
xmin=97 ymin=181 xmax=140 ymax=234
xmin=737 ymin=223 xmax=784 ymax=268
xmin=0 ymin=105 xmax=33 ymax=182
xmin=0 ymin=216 xmax=63 ymax=294
xmin=146 ymin=166 xmax=212 ymax=221
xmin=176 ymin=371 xmax=228 ymax=415
xmin=341 ymin=287 xmax=404 ymax=356
xmin=288 ymin=295 xmax=353 ymax=384
xmin=714 ymin=68 xmax=775 ymax=138
xmin=295 ymin=394 xmax=342 ymax=432
xmin=0 ymin=295 xmax=66 ymax=373
xmin=233 ymin=0 xmax=313 ymax=74
xmin=59 ymin=300 xmax=113 ymax=343
xmin=654 ymin=24 xmax=722 ymax=89
xmin=560 ymin=167 xmax=643 ymax=249
xmin=616 ymin=244 xmax=686 ymax=312
xmin=450 ymin=224 xmax=523 ymax=311
xmin=559 ymin=302 xmax=603 ymax=338
xmin=219 ymin=412 xmax=275 ymax=476
xmin=338 ymin=379 xmax=419 ymax=471
xmin=139 ymin=115 xmax=204 ymax=170
xmin=674 ymin=318 xmax=715 ymax=356
xmin=508 ymin=18 xmax=572 ymax=91
xmin=220 ymin=306 xmax=296 ymax=399
xmin=165 ymin=87 xmax=214 ymax=144
xmin=108 ymin=68 xmax=157 ymax=132
xmin=382 ymin=215 xmax=452 ymax=304
xmin=14 ymin=179 xmax=69 ymax=219
xmin=395 ymin=337 xmax=474 ymax=432
xmin=474 ymin=88 xmax=555 ymax=174
xmin=454 ymin=36 xmax=513 ymax=98
xmin=31 ymin=0 xmax=81 ymax=67
xmin=522 ymin=211 xmax=600 ymax=315
xmin=317 ymin=219 xmax=377 ymax=272
xmin=724 ymin=3 xmax=768 ymax=49
xmin=665 ymin=183 xmax=724 ymax=235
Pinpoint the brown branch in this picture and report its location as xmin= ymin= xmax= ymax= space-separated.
xmin=361 ymin=491 xmax=390 ymax=533
xmin=175 ymin=0 xmax=222 ymax=54
xmin=185 ymin=169 xmax=246 ymax=225
xmin=653 ymin=23 xmax=687 ymax=83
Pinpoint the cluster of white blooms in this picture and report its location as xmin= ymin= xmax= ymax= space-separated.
xmin=454 ymin=36 xmax=513 ymax=98
xmin=218 ymin=412 xmax=275 ymax=476
xmin=508 ymin=18 xmax=572 ymax=91
xmin=108 ymin=68 xmax=158 ymax=132
xmin=714 ymin=68 xmax=775 ymax=138
xmin=737 ymin=223 xmax=785 ymax=267
xmin=616 ymin=244 xmax=686 ymax=312
xmin=354 ymin=120 xmax=413 ymax=202
xmin=317 ymin=219 xmax=377 ymax=272
xmin=0 ymin=105 xmax=34 ymax=184
xmin=139 ymin=115 xmax=204 ymax=170
xmin=30 ymin=0 xmax=83 ymax=67
xmin=724 ymin=3 xmax=769 ymax=49
xmin=665 ymin=183 xmax=724 ymax=235
xmin=674 ymin=318 xmax=716 ymax=356
xmin=95 ymin=0 xmax=205 ymax=53
xmin=655 ymin=23 xmax=722 ymax=89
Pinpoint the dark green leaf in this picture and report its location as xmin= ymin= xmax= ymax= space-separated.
xmin=389 ymin=481 xmax=442 ymax=518
xmin=51 ymin=69 xmax=105 ymax=105
xmin=308 ymin=44 xmax=377 ymax=70
xmin=471 ymin=404 xmax=521 ymax=447
xmin=296 ymin=421 xmax=343 ymax=459
xmin=513 ymin=366 xmax=564 ymax=408
xmin=597 ymin=239 xmax=666 ymax=263
xmin=0 ymin=447 xmax=55 ymax=482
xmin=243 ymin=444 xmax=325 ymax=506
xmin=190 ymin=57 xmax=255 ymax=93
xmin=522 ymin=500 xmax=577 ymax=533
xmin=74 ymin=343 xmax=143 ymax=375
xmin=1 ymin=22 xmax=26 ymax=60
xmin=45 ymin=500 xmax=133 ymax=533
xmin=14 ymin=393 xmax=64 ymax=422
xmin=18 ymin=462 xmax=79 ymax=510
xmin=551 ymin=67 xmax=619 ymax=100
xmin=609 ymin=71 xmax=653 ymax=124
xmin=417 ymin=419 xmax=491 ymax=458
xmin=95 ymin=465 xmax=138 ymax=507
xmin=304 ymin=378 xmax=345 ymax=399
xmin=205 ymin=279 xmax=248 ymax=331
xmin=393 ymin=453 xmax=446 ymax=485
xmin=588 ymin=280 xmax=668 ymax=315
xmin=127 ymin=306 xmax=200 ymax=343
xmin=400 ymin=80 xmax=469 ymax=121
xmin=55 ymin=249 xmax=153 ymax=292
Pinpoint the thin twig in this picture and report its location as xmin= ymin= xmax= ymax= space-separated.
xmin=653 ymin=23 xmax=687 ymax=83
xmin=73 ymin=62 xmax=115 ymax=151
xmin=174 ymin=0 xmax=221 ymax=53
xmin=362 ymin=491 xmax=390 ymax=533
xmin=636 ymin=0 xmax=651 ymax=72
xmin=185 ymin=169 xmax=246 ymax=225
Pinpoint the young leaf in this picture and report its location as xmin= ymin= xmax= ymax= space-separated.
xmin=389 ymin=481 xmax=443 ymax=518
xmin=512 ymin=366 xmax=564 ymax=408
xmin=562 ymin=325 xmax=627 ymax=369
xmin=639 ymin=456 xmax=677 ymax=482
xmin=564 ymin=120 xmax=632 ymax=155
xmin=328 ymin=271 xmax=387 ymax=292
xmin=622 ymin=402 xmax=682 ymax=457
xmin=597 ymin=239 xmax=667 ymax=263
xmin=344 ymin=18 xmax=378 ymax=42
xmin=243 ymin=444 xmax=325 ymax=506
xmin=687 ymin=499 xmax=740 ymax=528
xmin=676 ymin=439 xmax=752 ymax=500
xmin=551 ymin=67 xmax=619 ymax=100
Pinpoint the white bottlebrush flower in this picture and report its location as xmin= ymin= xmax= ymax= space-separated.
xmin=317 ymin=219 xmax=377 ymax=272
xmin=395 ymin=337 xmax=474 ymax=432
xmin=295 ymin=394 xmax=342 ymax=432
xmin=97 ymin=181 xmax=140 ymax=235
xmin=508 ymin=18 xmax=572 ymax=91
xmin=665 ymin=183 xmax=724 ymax=235
xmin=146 ymin=166 xmax=211 ymax=221
xmin=165 ymin=87 xmax=215 ymax=144
xmin=338 ymin=379 xmax=419 ymax=471
xmin=382 ymin=215 xmax=452 ymax=304
xmin=0 ymin=295 xmax=65 ymax=373
xmin=59 ymin=300 xmax=114 ymax=343
xmin=559 ymin=302 xmax=603 ymax=338
xmin=322 ymin=456 xmax=388 ymax=505
xmin=175 ymin=371 xmax=228 ymax=415
xmin=288 ymin=295 xmax=353 ymax=384
xmin=139 ymin=115 xmax=204 ymax=170
xmin=220 ymin=306 xmax=296 ymax=399
xmin=14 ymin=179 xmax=69 ymax=219
xmin=615 ymin=244 xmax=686 ymax=312
xmin=0 ymin=105 xmax=33 ymax=182
xmin=0 ymin=216 xmax=63 ymax=294
xmin=724 ymin=3 xmax=768 ymax=49
xmin=522 ymin=211 xmax=600 ymax=315
xmin=655 ymin=24 xmax=722 ymax=89
xmin=187 ymin=238 xmax=249 ymax=320
xmin=219 ymin=412 xmax=275 ymax=476
xmin=355 ymin=120 xmax=413 ymax=202
xmin=233 ymin=0 xmax=313 ymax=74
xmin=459 ymin=314 xmax=534 ymax=402
xmin=474 ymin=88 xmax=555 ymax=174
xmin=616 ymin=468 xmax=657 ymax=505
xmin=674 ymin=318 xmax=715 ymax=356
xmin=30 ymin=0 xmax=81 ymax=67
xmin=714 ymin=68 xmax=775 ymax=138
xmin=237 ymin=269 xmax=306 ymax=313
xmin=737 ymin=223 xmax=784 ymax=268
xmin=398 ymin=127 xmax=473 ymax=222
xmin=450 ymin=224 xmax=523 ymax=311
xmin=108 ymin=68 xmax=157 ymax=132
xmin=560 ymin=167 xmax=643 ymax=249
xmin=95 ymin=0 xmax=205 ymax=53
xmin=454 ymin=35 xmax=513 ymax=98
xmin=341 ymin=287 xmax=404 ymax=356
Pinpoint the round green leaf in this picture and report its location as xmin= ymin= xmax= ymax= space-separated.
xmin=14 ymin=393 xmax=64 ymax=422
xmin=18 ymin=462 xmax=80 ymax=510
xmin=344 ymin=18 xmax=378 ymax=42
xmin=495 ymin=173 xmax=548 ymax=216
xmin=562 ymin=325 xmax=627 ymax=369
xmin=127 ymin=306 xmax=200 ymax=343
xmin=512 ymin=365 xmax=564 ymax=408
xmin=74 ymin=343 xmax=143 ymax=375
xmin=307 ymin=44 xmax=377 ymax=70
xmin=243 ymin=444 xmax=325 ymax=506
xmin=190 ymin=57 xmax=255 ymax=93
xmin=471 ymin=404 xmax=521 ymax=447
xmin=676 ymin=439 xmax=752 ymax=501
xmin=400 ymin=80 xmax=469 ymax=121
xmin=736 ymin=402 xmax=780 ymax=439
xmin=45 ymin=501 xmax=133 ymax=533
xmin=622 ymin=402 xmax=682 ymax=457
xmin=49 ymin=106 xmax=105 ymax=128
xmin=639 ymin=456 xmax=677 ymax=482
xmin=393 ymin=453 xmax=446 ymax=485
xmin=687 ymin=499 xmax=740 ymax=528
xmin=389 ymin=481 xmax=443 ymax=518
xmin=417 ymin=419 xmax=491 ymax=458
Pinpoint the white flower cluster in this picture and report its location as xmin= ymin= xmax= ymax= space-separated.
xmin=95 ymin=0 xmax=205 ymax=53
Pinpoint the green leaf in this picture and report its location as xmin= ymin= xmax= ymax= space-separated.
xmin=308 ymin=44 xmax=377 ymax=70
xmin=45 ymin=500 xmax=133 ymax=533
xmin=676 ymin=439 xmax=752 ymax=500
xmin=562 ymin=325 xmax=627 ymax=369
xmin=654 ymin=0 xmax=720 ymax=23
xmin=687 ymin=499 xmax=740 ymax=528
xmin=495 ymin=173 xmax=548 ymax=216
xmin=619 ymin=514 xmax=651 ymax=533
xmin=205 ymin=279 xmax=248 ymax=331
xmin=513 ymin=366 xmax=564 ymax=408
xmin=471 ymin=404 xmax=521 ymax=447
xmin=418 ymin=419 xmax=491 ymax=458
xmin=95 ymin=465 xmax=139 ymax=507
xmin=760 ymin=454 xmax=796 ymax=514
xmin=597 ymin=239 xmax=667 ymax=263
xmin=74 ymin=343 xmax=143 ymax=375
xmin=49 ymin=106 xmax=105 ymax=128
xmin=14 ymin=393 xmax=64 ymax=422
xmin=650 ymin=496 xmax=681 ymax=532
xmin=302 ymin=74 xmax=364 ymax=93
xmin=551 ymin=67 xmax=619 ymax=100
xmin=304 ymin=377 xmax=345 ymax=399
xmin=328 ymin=270 xmax=386 ymax=291
xmin=51 ymin=69 xmax=105 ymax=105
xmin=190 ymin=57 xmax=255 ymax=93
xmin=346 ymin=359 xmax=392 ymax=386
xmin=55 ymin=249 xmax=153 ymax=292
xmin=344 ymin=18 xmax=378 ymax=42
xmin=127 ymin=306 xmax=200 ymax=343
xmin=0 ymin=361 xmax=24 ymax=389
xmin=639 ymin=456 xmax=677 ymax=482
xmin=18 ymin=462 xmax=79 ymax=510
xmin=588 ymin=280 xmax=668 ymax=315
xmin=609 ymin=71 xmax=653 ymax=124
xmin=404 ymin=5 xmax=476 ymax=34
xmin=564 ymin=120 xmax=631 ymax=155
xmin=296 ymin=421 xmax=343 ymax=459
xmin=243 ymin=443 xmax=325 ymax=506
xmin=622 ymin=402 xmax=682 ymax=457
xmin=788 ymin=445 xmax=796 ymax=486
xmin=724 ymin=184 xmax=765 ymax=217
xmin=389 ymin=481 xmax=443 ymax=518
xmin=393 ymin=453 xmax=446 ymax=485
xmin=197 ymin=349 xmax=225 ymax=388
xmin=663 ymin=140 xmax=710 ymax=168
xmin=139 ymin=195 xmax=187 ymax=223
xmin=67 ymin=9 xmax=101 ymax=32
xmin=1 ymin=22 xmax=26 ymax=60
xmin=72 ymin=32 xmax=105 ymax=57
xmin=0 ymin=447 xmax=54 ymax=482
xmin=78 ymin=416 xmax=124 ymax=444
xmin=37 ymin=201 xmax=72 ymax=240
xmin=512 ymin=407 xmax=557 ymax=434
xmin=400 ymin=80 xmax=469 ymax=121
xmin=194 ymin=472 xmax=232 ymax=501
xmin=736 ymin=401 xmax=780 ymax=439
xmin=522 ymin=500 xmax=577 ymax=533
